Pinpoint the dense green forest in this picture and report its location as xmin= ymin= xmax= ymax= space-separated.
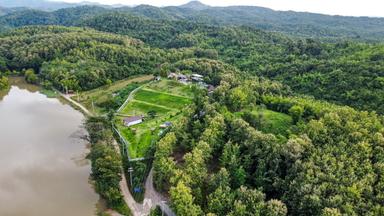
xmin=1 ymin=2 xmax=384 ymax=215
xmin=153 ymin=73 xmax=384 ymax=215
xmin=0 ymin=25 xmax=197 ymax=91
xmin=2 ymin=1 xmax=384 ymax=41
xmin=85 ymin=116 xmax=131 ymax=215
xmin=1 ymin=19 xmax=384 ymax=113
xmin=81 ymin=14 xmax=384 ymax=113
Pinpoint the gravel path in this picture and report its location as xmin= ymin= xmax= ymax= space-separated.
xmin=113 ymin=140 xmax=175 ymax=216
xmin=59 ymin=92 xmax=93 ymax=116
xmin=60 ymin=85 xmax=175 ymax=216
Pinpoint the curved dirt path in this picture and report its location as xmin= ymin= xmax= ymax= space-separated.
xmin=61 ymin=85 xmax=175 ymax=216
xmin=59 ymin=92 xmax=93 ymax=116
xmin=115 ymin=82 xmax=175 ymax=216
xmin=112 ymin=140 xmax=175 ymax=216
xmin=144 ymin=169 xmax=175 ymax=216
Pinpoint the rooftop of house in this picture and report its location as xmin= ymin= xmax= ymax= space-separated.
xmin=123 ymin=116 xmax=143 ymax=123
xmin=192 ymin=73 xmax=204 ymax=78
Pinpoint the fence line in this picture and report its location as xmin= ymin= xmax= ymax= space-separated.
xmin=112 ymin=124 xmax=146 ymax=162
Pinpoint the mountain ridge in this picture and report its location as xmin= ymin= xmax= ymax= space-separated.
xmin=1 ymin=1 xmax=384 ymax=41
xmin=178 ymin=0 xmax=210 ymax=10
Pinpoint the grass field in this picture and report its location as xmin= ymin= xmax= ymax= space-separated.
xmin=134 ymin=89 xmax=191 ymax=110
xmin=116 ymin=112 xmax=177 ymax=158
xmin=74 ymin=75 xmax=153 ymax=114
xmin=146 ymin=79 xmax=194 ymax=98
xmin=117 ymin=79 xmax=193 ymax=158
xmin=118 ymin=124 xmax=152 ymax=159
xmin=120 ymin=100 xmax=173 ymax=116
xmin=251 ymin=108 xmax=292 ymax=136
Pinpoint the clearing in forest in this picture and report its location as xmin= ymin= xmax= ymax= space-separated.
xmin=73 ymin=75 xmax=153 ymax=114
xmin=116 ymin=79 xmax=194 ymax=159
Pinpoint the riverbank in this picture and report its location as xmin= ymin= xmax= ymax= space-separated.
xmin=52 ymin=75 xmax=176 ymax=216
xmin=1 ymin=77 xmax=118 ymax=215
xmin=0 ymin=83 xmax=99 ymax=216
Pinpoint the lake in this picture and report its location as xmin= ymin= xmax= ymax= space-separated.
xmin=0 ymin=78 xmax=99 ymax=216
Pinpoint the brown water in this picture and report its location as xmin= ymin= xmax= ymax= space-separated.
xmin=0 ymin=79 xmax=99 ymax=216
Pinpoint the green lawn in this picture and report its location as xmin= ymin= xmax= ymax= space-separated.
xmin=146 ymin=80 xmax=194 ymax=98
xmin=134 ymin=89 xmax=191 ymax=110
xmin=117 ymin=112 xmax=180 ymax=158
xmin=120 ymin=100 xmax=172 ymax=116
xmin=118 ymin=124 xmax=154 ymax=159
xmin=116 ymin=79 xmax=194 ymax=159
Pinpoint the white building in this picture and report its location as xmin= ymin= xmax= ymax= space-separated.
xmin=123 ymin=116 xmax=143 ymax=127
xmin=191 ymin=74 xmax=204 ymax=82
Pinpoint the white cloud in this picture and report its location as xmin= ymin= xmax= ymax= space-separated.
xmin=55 ymin=0 xmax=384 ymax=17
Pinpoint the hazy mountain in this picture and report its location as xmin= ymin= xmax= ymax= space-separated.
xmin=179 ymin=0 xmax=210 ymax=10
xmin=0 ymin=0 xmax=107 ymax=11
xmin=0 ymin=0 xmax=72 ymax=10
xmin=1 ymin=1 xmax=384 ymax=41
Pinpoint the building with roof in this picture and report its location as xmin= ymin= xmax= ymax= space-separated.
xmin=123 ymin=116 xmax=143 ymax=127
xmin=160 ymin=121 xmax=173 ymax=128
xmin=191 ymin=74 xmax=204 ymax=82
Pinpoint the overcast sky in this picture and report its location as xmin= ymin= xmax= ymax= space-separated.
xmin=54 ymin=0 xmax=384 ymax=17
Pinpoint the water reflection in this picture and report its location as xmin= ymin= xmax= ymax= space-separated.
xmin=0 ymin=79 xmax=99 ymax=216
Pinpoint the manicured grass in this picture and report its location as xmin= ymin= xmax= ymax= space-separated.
xmin=117 ymin=113 xmax=179 ymax=158
xmin=134 ymin=89 xmax=191 ymax=110
xmin=146 ymin=80 xmax=194 ymax=98
xmin=121 ymin=100 xmax=172 ymax=116
xmin=117 ymin=78 xmax=194 ymax=159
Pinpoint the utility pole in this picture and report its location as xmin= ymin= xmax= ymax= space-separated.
xmin=128 ymin=167 xmax=134 ymax=187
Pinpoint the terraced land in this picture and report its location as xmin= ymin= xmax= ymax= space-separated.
xmin=116 ymin=79 xmax=193 ymax=159
xmin=73 ymin=75 xmax=153 ymax=114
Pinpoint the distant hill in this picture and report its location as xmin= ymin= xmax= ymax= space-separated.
xmin=163 ymin=2 xmax=384 ymax=41
xmin=0 ymin=0 xmax=106 ymax=11
xmin=0 ymin=6 xmax=27 ymax=16
xmin=1 ymin=1 xmax=384 ymax=41
xmin=0 ymin=0 xmax=74 ymax=10
xmin=179 ymin=0 xmax=210 ymax=10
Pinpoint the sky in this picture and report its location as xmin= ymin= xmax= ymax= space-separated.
xmin=53 ymin=0 xmax=384 ymax=17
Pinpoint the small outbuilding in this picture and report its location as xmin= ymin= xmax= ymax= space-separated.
xmin=160 ymin=121 xmax=173 ymax=128
xmin=123 ymin=116 xmax=143 ymax=127
xmin=177 ymin=74 xmax=188 ymax=80
xmin=191 ymin=74 xmax=204 ymax=82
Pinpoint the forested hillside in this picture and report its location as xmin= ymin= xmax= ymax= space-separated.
xmin=0 ymin=2 xmax=384 ymax=216
xmin=0 ymin=26 xmax=173 ymax=91
xmin=0 ymin=0 xmax=91 ymax=11
xmin=1 ymin=1 xmax=384 ymax=41
xmin=153 ymin=72 xmax=384 ymax=216
xmin=1 ymin=4 xmax=384 ymax=113
xmin=78 ymin=15 xmax=384 ymax=114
